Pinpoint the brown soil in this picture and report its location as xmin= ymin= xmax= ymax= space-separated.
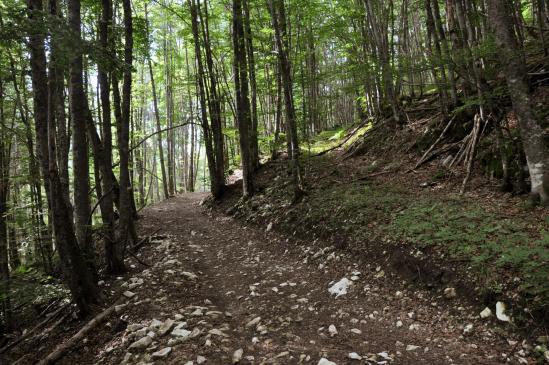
xmin=4 ymin=193 xmax=533 ymax=364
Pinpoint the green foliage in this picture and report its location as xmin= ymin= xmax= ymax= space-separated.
xmin=14 ymin=264 xmax=32 ymax=274
xmin=223 ymin=127 xmax=239 ymax=139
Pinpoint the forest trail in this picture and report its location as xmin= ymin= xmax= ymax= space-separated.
xmin=85 ymin=194 xmax=528 ymax=365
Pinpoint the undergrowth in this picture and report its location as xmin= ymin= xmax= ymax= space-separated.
xmin=390 ymin=198 xmax=549 ymax=306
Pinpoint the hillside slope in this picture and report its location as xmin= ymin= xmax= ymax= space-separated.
xmin=213 ymin=120 xmax=549 ymax=362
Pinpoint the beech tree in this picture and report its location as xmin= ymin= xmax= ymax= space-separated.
xmin=487 ymin=0 xmax=549 ymax=205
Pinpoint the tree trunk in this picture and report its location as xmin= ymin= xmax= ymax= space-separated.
xmin=184 ymin=45 xmax=196 ymax=192
xmin=0 ymin=79 xmax=12 ymax=329
xmin=98 ymin=0 xmax=124 ymax=273
xmin=487 ymin=0 xmax=549 ymax=204
xmin=267 ymin=0 xmax=304 ymax=201
xmin=197 ymin=0 xmax=226 ymax=197
xmin=243 ymin=0 xmax=260 ymax=169
xmin=189 ymin=0 xmax=223 ymax=198
xmin=233 ymin=0 xmax=254 ymax=197
xmin=68 ymin=0 xmax=95 ymax=272
xmin=27 ymin=0 xmax=98 ymax=315
xmin=145 ymin=7 xmax=169 ymax=200
xmin=117 ymin=0 xmax=138 ymax=247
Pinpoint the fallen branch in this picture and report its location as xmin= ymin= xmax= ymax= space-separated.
xmin=312 ymin=120 xmax=369 ymax=157
xmin=130 ymin=227 xmax=162 ymax=252
xmin=449 ymin=133 xmax=471 ymax=168
xmin=0 ymin=304 xmax=68 ymax=354
xmin=127 ymin=249 xmax=152 ymax=267
xmin=409 ymin=115 xmax=456 ymax=172
xmin=354 ymin=169 xmax=394 ymax=181
xmin=343 ymin=119 xmax=388 ymax=159
xmin=460 ymin=114 xmax=482 ymax=194
xmin=36 ymin=300 xmax=124 ymax=365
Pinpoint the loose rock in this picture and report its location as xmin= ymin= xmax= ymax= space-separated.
xmin=232 ymin=348 xmax=243 ymax=363
xmin=152 ymin=347 xmax=172 ymax=359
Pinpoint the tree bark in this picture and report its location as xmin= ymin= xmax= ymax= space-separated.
xmin=145 ymin=7 xmax=169 ymax=200
xmin=68 ymin=0 xmax=95 ymax=271
xmin=198 ymin=0 xmax=226 ymax=197
xmin=0 ymin=79 xmax=12 ymax=329
xmin=117 ymin=0 xmax=138 ymax=247
xmin=487 ymin=0 xmax=549 ymax=204
xmin=27 ymin=0 xmax=98 ymax=315
xmin=233 ymin=0 xmax=254 ymax=197
xmin=98 ymin=0 xmax=124 ymax=273
xmin=243 ymin=0 xmax=260 ymax=169
xmin=189 ymin=0 xmax=224 ymax=198
xmin=267 ymin=0 xmax=304 ymax=201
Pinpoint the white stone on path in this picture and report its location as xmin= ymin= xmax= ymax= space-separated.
xmin=480 ymin=307 xmax=492 ymax=319
xmin=123 ymin=291 xmax=136 ymax=298
xmin=127 ymin=324 xmax=144 ymax=332
xmin=158 ymin=319 xmax=175 ymax=336
xmin=496 ymin=302 xmax=511 ymax=322
xmin=348 ymin=352 xmax=362 ymax=360
xmin=464 ymin=323 xmax=473 ymax=334
xmin=328 ymin=278 xmax=352 ymax=298
xmin=232 ymin=348 xmax=243 ymax=363
xmin=406 ymin=345 xmax=420 ymax=351
xmin=245 ymin=316 xmax=261 ymax=328
xmin=150 ymin=319 xmax=163 ymax=328
xmin=197 ymin=355 xmax=207 ymax=364
xmin=172 ymin=325 xmax=192 ymax=338
xmin=208 ymin=328 xmax=229 ymax=337
xmin=318 ymin=358 xmax=337 ymax=365
xmin=152 ymin=347 xmax=172 ymax=359
xmin=444 ymin=287 xmax=456 ymax=299
xmin=182 ymin=271 xmax=198 ymax=280
xmin=328 ymin=324 xmax=338 ymax=337
xmin=128 ymin=336 xmax=152 ymax=351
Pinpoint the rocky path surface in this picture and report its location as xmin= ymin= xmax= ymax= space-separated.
xmin=86 ymin=194 xmax=533 ymax=365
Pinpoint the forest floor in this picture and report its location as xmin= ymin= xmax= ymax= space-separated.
xmin=6 ymin=192 xmax=543 ymax=364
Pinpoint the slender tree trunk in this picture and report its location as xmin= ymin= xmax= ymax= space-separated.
xmin=271 ymin=66 xmax=282 ymax=160
xmin=184 ymin=45 xmax=196 ymax=192
xmin=233 ymin=0 xmax=254 ymax=197
xmin=0 ymin=79 xmax=12 ymax=329
xmin=117 ymin=0 xmax=138 ymax=247
xmin=197 ymin=0 xmax=225 ymax=197
xmin=268 ymin=0 xmax=304 ymax=201
xmin=243 ymin=0 xmax=260 ymax=169
xmin=145 ymin=8 xmax=169 ymax=200
xmin=189 ymin=0 xmax=223 ymax=198
xmin=68 ymin=0 xmax=95 ymax=272
xmin=99 ymin=0 xmax=124 ymax=273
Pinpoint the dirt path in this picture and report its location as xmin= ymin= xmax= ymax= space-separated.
xmin=80 ymin=194 xmax=530 ymax=365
